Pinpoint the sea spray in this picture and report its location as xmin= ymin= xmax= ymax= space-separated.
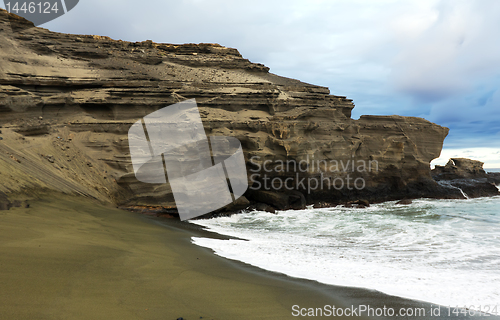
xmin=437 ymin=180 xmax=470 ymax=199
xmin=190 ymin=197 xmax=500 ymax=309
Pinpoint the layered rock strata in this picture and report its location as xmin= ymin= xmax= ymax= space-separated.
xmin=0 ymin=10 xmax=458 ymax=215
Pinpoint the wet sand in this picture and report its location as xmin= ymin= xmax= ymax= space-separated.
xmin=0 ymin=195 xmax=481 ymax=319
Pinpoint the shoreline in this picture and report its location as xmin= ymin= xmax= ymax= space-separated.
xmin=134 ymin=206 xmax=497 ymax=319
xmin=0 ymin=195 xmax=492 ymax=319
xmin=186 ymin=197 xmax=500 ymax=317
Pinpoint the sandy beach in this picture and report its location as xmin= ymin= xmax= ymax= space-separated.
xmin=0 ymin=195 xmax=476 ymax=320
xmin=0 ymin=195 xmax=351 ymax=319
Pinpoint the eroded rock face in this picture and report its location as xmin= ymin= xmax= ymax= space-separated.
xmin=0 ymin=10 xmax=452 ymax=214
xmin=433 ymin=158 xmax=487 ymax=180
xmin=432 ymin=158 xmax=500 ymax=199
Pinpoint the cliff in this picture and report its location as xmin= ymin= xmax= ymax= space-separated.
xmin=0 ymin=10 xmax=455 ymax=214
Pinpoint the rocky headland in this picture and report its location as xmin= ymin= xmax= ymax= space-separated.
xmin=0 ymin=10 xmax=498 ymax=216
xmin=432 ymin=158 xmax=500 ymax=199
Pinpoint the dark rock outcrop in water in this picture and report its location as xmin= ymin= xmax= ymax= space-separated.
xmin=0 ymin=10 xmax=474 ymax=215
xmin=432 ymin=158 xmax=500 ymax=199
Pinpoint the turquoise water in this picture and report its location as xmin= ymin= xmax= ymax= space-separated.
xmin=191 ymin=195 xmax=500 ymax=309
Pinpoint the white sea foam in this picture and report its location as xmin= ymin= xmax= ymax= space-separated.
xmin=436 ymin=180 xmax=470 ymax=199
xmin=190 ymin=197 xmax=500 ymax=308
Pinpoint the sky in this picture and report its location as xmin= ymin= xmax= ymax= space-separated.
xmin=2 ymin=0 xmax=500 ymax=168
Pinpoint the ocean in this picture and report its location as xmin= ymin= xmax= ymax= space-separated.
xmin=190 ymin=194 xmax=500 ymax=310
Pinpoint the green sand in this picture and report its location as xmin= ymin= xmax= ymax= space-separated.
xmin=0 ymin=196 xmax=357 ymax=319
xmin=2 ymin=196 xmax=460 ymax=319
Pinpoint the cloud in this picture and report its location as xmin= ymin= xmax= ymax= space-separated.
xmin=390 ymin=0 xmax=500 ymax=102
